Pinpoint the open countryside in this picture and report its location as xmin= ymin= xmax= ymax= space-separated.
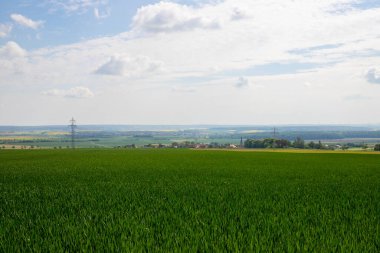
xmin=1 ymin=125 xmax=380 ymax=151
xmin=2 ymin=0 xmax=380 ymax=251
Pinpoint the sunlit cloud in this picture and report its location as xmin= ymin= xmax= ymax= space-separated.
xmin=0 ymin=41 xmax=27 ymax=58
xmin=10 ymin=14 xmax=43 ymax=30
xmin=131 ymin=2 xmax=221 ymax=33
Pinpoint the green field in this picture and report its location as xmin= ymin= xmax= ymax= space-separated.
xmin=1 ymin=150 xmax=379 ymax=251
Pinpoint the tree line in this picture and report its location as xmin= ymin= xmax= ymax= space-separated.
xmin=244 ymin=138 xmax=327 ymax=149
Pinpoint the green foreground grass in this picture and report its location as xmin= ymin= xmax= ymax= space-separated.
xmin=0 ymin=149 xmax=379 ymax=251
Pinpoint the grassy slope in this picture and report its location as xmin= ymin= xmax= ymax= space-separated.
xmin=0 ymin=149 xmax=379 ymax=251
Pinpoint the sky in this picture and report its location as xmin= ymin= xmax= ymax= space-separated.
xmin=0 ymin=0 xmax=380 ymax=126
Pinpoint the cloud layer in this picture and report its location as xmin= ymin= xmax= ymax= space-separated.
xmin=43 ymin=87 xmax=94 ymax=98
xmin=1 ymin=0 xmax=380 ymax=124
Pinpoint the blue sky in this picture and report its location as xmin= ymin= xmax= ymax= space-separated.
xmin=0 ymin=0 xmax=208 ymax=49
xmin=0 ymin=1 xmax=160 ymax=49
xmin=0 ymin=0 xmax=380 ymax=125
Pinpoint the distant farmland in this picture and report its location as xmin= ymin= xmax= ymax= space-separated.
xmin=0 ymin=149 xmax=379 ymax=251
xmin=2 ymin=125 xmax=380 ymax=149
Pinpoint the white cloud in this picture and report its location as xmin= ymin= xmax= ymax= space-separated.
xmin=42 ymin=87 xmax=94 ymax=98
xmin=94 ymin=7 xmax=110 ymax=19
xmin=47 ymin=0 xmax=108 ymax=14
xmin=0 ymin=41 xmax=27 ymax=58
xmin=366 ymin=68 xmax=380 ymax=84
xmin=10 ymin=14 xmax=43 ymax=30
xmin=235 ymin=77 xmax=250 ymax=88
xmin=95 ymin=55 xmax=164 ymax=77
xmin=131 ymin=2 xmax=221 ymax=33
xmin=0 ymin=24 xmax=12 ymax=38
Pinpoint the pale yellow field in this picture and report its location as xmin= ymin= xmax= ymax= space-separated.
xmin=44 ymin=131 xmax=68 ymax=136
xmin=0 ymin=136 xmax=42 ymax=141
xmin=197 ymin=148 xmax=380 ymax=155
xmin=240 ymin=130 xmax=266 ymax=134
xmin=0 ymin=144 xmax=43 ymax=149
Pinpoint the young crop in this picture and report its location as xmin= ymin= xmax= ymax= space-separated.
xmin=0 ymin=149 xmax=379 ymax=251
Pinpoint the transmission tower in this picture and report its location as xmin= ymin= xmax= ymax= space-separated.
xmin=273 ymin=127 xmax=277 ymax=139
xmin=69 ymin=117 xmax=77 ymax=149
xmin=273 ymin=127 xmax=277 ymax=149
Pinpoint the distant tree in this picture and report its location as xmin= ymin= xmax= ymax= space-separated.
xmin=307 ymin=141 xmax=316 ymax=149
xmin=244 ymin=138 xmax=290 ymax=149
xmin=374 ymin=144 xmax=380 ymax=151
xmin=315 ymin=141 xmax=323 ymax=149
xmin=263 ymin=138 xmax=275 ymax=148
xmin=244 ymin=139 xmax=252 ymax=148
xmin=275 ymin=139 xmax=291 ymax=148
xmin=293 ymin=137 xmax=305 ymax=149
xmin=207 ymin=142 xmax=220 ymax=148
xmin=244 ymin=139 xmax=265 ymax=148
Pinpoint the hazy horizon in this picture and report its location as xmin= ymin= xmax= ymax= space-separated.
xmin=1 ymin=0 xmax=380 ymax=125
xmin=1 ymin=123 xmax=380 ymax=129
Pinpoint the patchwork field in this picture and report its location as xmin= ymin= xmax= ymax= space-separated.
xmin=0 ymin=149 xmax=379 ymax=251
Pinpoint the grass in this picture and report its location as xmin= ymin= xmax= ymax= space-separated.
xmin=0 ymin=149 xmax=379 ymax=251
